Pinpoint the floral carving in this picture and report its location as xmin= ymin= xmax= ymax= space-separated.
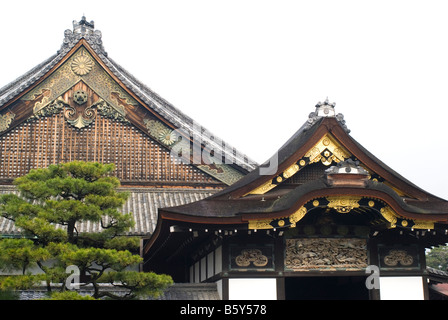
xmin=158 ymin=128 xmax=177 ymax=146
xmin=285 ymin=238 xmax=367 ymax=271
xmin=143 ymin=119 xmax=177 ymax=146
xmin=0 ymin=111 xmax=15 ymax=132
xmin=64 ymin=105 xmax=96 ymax=129
xmin=327 ymin=196 xmax=361 ymax=213
xmin=235 ymin=249 xmax=268 ymax=267
xmin=71 ymin=55 xmax=94 ymax=76
xmin=383 ymin=250 xmax=414 ymax=267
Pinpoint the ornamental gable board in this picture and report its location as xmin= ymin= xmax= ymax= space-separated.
xmin=0 ymin=18 xmax=256 ymax=187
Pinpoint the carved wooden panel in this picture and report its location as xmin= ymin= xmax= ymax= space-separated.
xmin=378 ymin=245 xmax=420 ymax=270
xmin=0 ymin=111 xmax=220 ymax=186
xmin=230 ymin=245 xmax=274 ymax=271
xmin=285 ymin=238 xmax=368 ymax=271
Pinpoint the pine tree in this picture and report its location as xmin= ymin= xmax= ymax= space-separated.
xmin=426 ymin=245 xmax=448 ymax=271
xmin=0 ymin=161 xmax=172 ymax=299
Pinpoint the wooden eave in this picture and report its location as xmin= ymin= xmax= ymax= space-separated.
xmin=157 ymin=181 xmax=448 ymax=224
xmin=143 ymin=179 xmax=448 ymax=258
xmin=220 ymin=117 xmax=445 ymax=202
xmin=145 ymin=115 xmax=448 ymax=231
xmin=143 ymin=108 xmax=448 ymax=261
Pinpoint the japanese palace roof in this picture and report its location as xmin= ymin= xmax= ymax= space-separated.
xmin=0 ymin=17 xmax=259 ymax=237
xmin=0 ymin=16 xmax=256 ymax=184
xmin=150 ymin=99 xmax=448 ymax=230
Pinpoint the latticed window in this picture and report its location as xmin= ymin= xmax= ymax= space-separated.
xmin=0 ymin=112 xmax=218 ymax=185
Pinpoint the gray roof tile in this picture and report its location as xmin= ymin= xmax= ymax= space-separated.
xmin=0 ymin=186 xmax=218 ymax=236
xmin=18 ymin=283 xmax=220 ymax=300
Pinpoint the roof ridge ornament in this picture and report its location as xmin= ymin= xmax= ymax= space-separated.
xmin=315 ymin=97 xmax=336 ymax=117
xmin=60 ymin=16 xmax=107 ymax=56
xmin=325 ymin=159 xmax=369 ymax=187
xmin=325 ymin=158 xmax=368 ymax=175
xmin=73 ymin=16 xmax=95 ymax=35
xmin=304 ymin=98 xmax=350 ymax=133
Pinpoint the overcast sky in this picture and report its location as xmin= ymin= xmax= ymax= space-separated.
xmin=1 ymin=0 xmax=447 ymax=200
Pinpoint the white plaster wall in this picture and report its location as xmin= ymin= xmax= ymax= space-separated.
xmin=228 ymin=278 xmax=277 ymax=300
xmin=379 ymin=276 xmax=425 ymax=300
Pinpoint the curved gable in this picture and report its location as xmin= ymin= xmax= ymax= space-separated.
xmin=0 ymin=19 xmax=255 ymax=187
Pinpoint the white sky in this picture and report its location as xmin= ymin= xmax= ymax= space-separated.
xmin=1 ymin=0 xmax=448 ymax=200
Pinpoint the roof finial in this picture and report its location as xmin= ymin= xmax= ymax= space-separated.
xmin=73 ymin=16 xmax=95 ymax=35
xmin=304 ymin=98 xmax=350 ymax=133
xmin=60 ymin=17 xmax=106 ymax=56
xmin=315 ymin=97 xmax=336 ymax=117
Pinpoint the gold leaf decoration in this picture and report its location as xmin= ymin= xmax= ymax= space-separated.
xmin=158 ymin=128 xmax=177 ymax=146
xmin=71 ymin=55 xmax=94 ymax=76
xmin=0 ymin=111 xmax=15 ymax=132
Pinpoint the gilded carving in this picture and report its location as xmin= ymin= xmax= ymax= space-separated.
xmin=158 ymin=128 xmax=177 ymax=146
xmin=248 ymin=205 xmax=308 ymax=230
xmin=379 ymin=206 xmax=434 ymax=230
xmin=305 ymin=134 xmax=351 ymax=166
xmin=64 ymin=105 xmax=96 ymax=129
xmin=327 ymin=196 xmax=361 ymax=213
xmin=143 ymin=118 xmax=176 ymax=146
xmin=33 ymin=97 xmax=68 ymax=118
xmin=24 ymin=47 xmax=130 ymax=120
xmin=31 ymin=95 xmax=128 ymax=129
xmin=73 ymin=90 xmax=88 ymax=105
xmin=412 ymin=220 xmax=434 ymax=229
xmin=305 ymin=147 xmax=321 ymax=163
xmin=247 ymin=197 xmax=436 ymax=231
xmin=285 ymin=238 xmax=368 ymax=271
xmin=379 ymin=206 xmax=398 ymax=227
xmin=248 ymin=133 xmax=351 ymax=195
xmin=235 ymin=249 xmax=268 ymax=267
xmin=289 ymin=206 xmax=308 ymax=227
xmin=71 ymin=54 xmax=94 ymax=76
xmin=383 ymin=250 xmax=414 ymax=267
xmin=283 ymin=164 xmax=300 ymax=179
xmin=94 ymin=98 xmax=128 ymax=123
xmin=248 ymin=218 xmax=275 ymax=230
xmin=144 ymin=119 xmax=166 ymax=136
xmin=248 ymin=179 xmax=275 ymax=195
xmin=0 ymin=111 xmax=15 ymax=132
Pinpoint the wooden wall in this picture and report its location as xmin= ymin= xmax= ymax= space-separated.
xmin=0 ymin=111 xmax=221 ymax=187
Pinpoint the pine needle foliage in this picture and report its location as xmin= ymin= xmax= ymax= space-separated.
xmin=0 ymin=161 xmax=172 ymax=299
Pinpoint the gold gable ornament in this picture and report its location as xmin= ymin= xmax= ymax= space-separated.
xmin=248 ymin=133 xmax=351 ymax=195
xmin=247 ymin=196 xmax=436 ymax=231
